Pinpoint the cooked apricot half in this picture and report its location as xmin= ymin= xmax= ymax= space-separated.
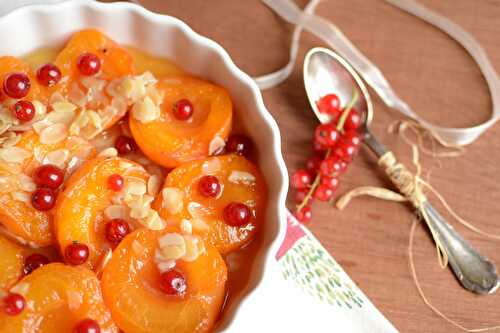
xmin=129 ymin=75 xmax=233 ymax=168
xmin=54 ymin=156 xmax=162 ymax=269
xmin=55 ymin=29 xmax=135 ymax=83
xmin=0 ymin=234 xmax=23 ymax=290
xmin=0 ymin=263 xmax=118 ymax=332
xmin=153 ymin=154 xmax=266 ymax=254
xmin=101 ymin=228 xmax=227 ymax=333
xmin=0 ymin=56 xmax=49 ymax=103
xmin=0 ymin=130 xmax=95 ymax=246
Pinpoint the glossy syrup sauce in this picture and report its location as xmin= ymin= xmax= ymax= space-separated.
xmin=23 ymin=46 xmax=263 ymax=327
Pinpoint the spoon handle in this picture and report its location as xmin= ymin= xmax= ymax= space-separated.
xmin=363 ymin=131 xmax=499 ymax=294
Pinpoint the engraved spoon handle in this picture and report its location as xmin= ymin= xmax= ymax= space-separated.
xmin=364 ymin=130 xmax=499 ymax=294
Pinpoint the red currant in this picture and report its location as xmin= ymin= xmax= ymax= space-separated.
xmin=198 ymin=175 xmax=221 ymax=198
xmin=105 ymin=219 xmax=130 ymax=244
xmin=31 ymin=188 xmax=56 ymax=211
xmin=226 ymin=134 xmax=253 ymax=157
xmin=65 ymin=243 xmax=89 ymax=265
xmin=291 ymin=169 xmax=312 ymax=190
xmin=77 ymin=53 xmax=101 ymax=76
xmin=294 ymin=188 xmax=310 ymax=203
xmin=223 ymin=202 xmax=251 ymax=226
xmin=73 ymin=318 xmax=101 ymax=333
xmin=294 ymin=206 xmax=312 ymax=223
xmin=159 ymin=269 xmax=187 ymax=296
xmin=319 ymin=156 xmax=346 ymax=177
xmin=314 ymin=123 xmax=339 ymax=148
xmin=343 ymin=108 xmax=362 ymax=130
xmin=36 ymin=63 xmax=62 ymax=87
xmin=24 ymin=253 xmax=50 ymax=275
xmin=332 ymin=142 xmax=358 ymax=162
xmin=305 ymin=155 xmax=322 ymax=173
xmin=314 ymin=184 xmax=334 ymax=201
xmin=33 ymin=164 xmax=64 ymax=189
xmin=114 ymin=135 xmax=136 ymax=155
xmin=320 ymin=176 xmax=340 ymax=190
xmin=3 ymin=293 xmax=25 ymax=316
xmin=317 ymin=94 xmax=341 ymax=115
xmin=342 ymin=130 xmax=362 ymax=147
xmin=107 ymin=174 xmax=124 ymax=192
xmin=3 ymin=72 xmax=30 ymax=98
xmin=172 ymin=99 xmax=194 ymax=120
xmin=11 ymin=100 xmax=35 ymax=122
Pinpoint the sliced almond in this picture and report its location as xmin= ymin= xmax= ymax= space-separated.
xmin=80 ymin=77 xmax=106 ymax=91
xmin=130 ymin=206 xmax=149 ymax=219
xmin=68 ymin=83 xmax=87 ymax=106
xmin=50 ymin=91 xmax=66 ymax=105
xmin=147 ymin=175 xmax=161 ymax=196
xmin=187 ymin=201 xmax=211 ymax=219
xmin=0 ymin=147 xmax=31 ymax=163
xmin=201 ymin=158 xmax=221 ymax=175
xmin=156 ymin=259 xmax=176 ymax=273
xmin=190 ymin=218 xmax=210 ymax=233
xmin=162 ymin=187 xmax=184 ymax=215
xmin=208 ymin=135 xmax=225 ymax=156
xmin=39 ymin=123 xmax=67 ymax=145
xmin=52 ymin=101 xmax=76 ymax=114
xmin=141 ymin=210 xmax=166 ymax=230
xmin=43 ymin=149 xmax=70 ymax=168
xmin=182 ymin=235 xmax=205 ymax=262
xmin=180 ymin=219 xmax=193 ymax=235
xmin=97 ymin=148 xmax=117 ymax=158
xmin=104 ymin=205 xmax=128 ymax=220
xmin=32 ymin=100 xmax=46 ymax=117
xmin=158 ymin=233 xmax=186 ymax=260
xmin=18 ymin=174 xmax=36 ymax=192
xmin=11 ymin=191 xmax=30 ymax=203
xmin=2 ymin=134 xmax=20 ymax=148
xmin=228 ymin=170 xmax=256 ymax=185
xmin=126 ymin=180 xmax=147 ymax=196
xmin=86 ymin=110 xmax=102 ymax=130
xmin=131 ymin=96 xmax=160 ymax=123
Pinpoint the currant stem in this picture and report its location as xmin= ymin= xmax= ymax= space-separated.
xmin=295 ymin=89 xmax=359 ymax=213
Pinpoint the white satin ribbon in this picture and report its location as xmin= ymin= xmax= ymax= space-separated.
xmin=256 ymin=0 xmax=500 ymax=147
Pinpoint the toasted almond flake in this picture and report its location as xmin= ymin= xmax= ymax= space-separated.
xmin=81 ymin=77 xmax=106 ymax=90
xmin=69 ymin=112 xmax=89 ymax=136
xmin=86 ymin=110 xmax=102 ymax=130
xmin=156 ymin=259 xmax=176 ymax=273
xmin=162 ymin=187 xmax=184 ymax=215
xmin=33 ymin=147 xmax=45 ymax=163
xmin=97 ymin=148 xmax=117 ymax=158
xmin=158 ymin=233 xmax=186 ymax=260
xmin=45 ymin=109 xmax=76 ymax=126
xmin=104 ymin=205 xmax=128 ymax=220
xmin=208 ymin=135 xmax=225 ymax=156
xmin=187 ymin=201 xmax=211 ymax=219
xmin=190 ymin=218 xmax=210 ymax=233
xmin=43 ymin=149 xmax=70 ymax=168
xmin=127 ymin=181 xmax=147 ymax=196
xmin=18 ymin=174 xmax=36 ymax=192
xmin=130 ymin=206 xmax=149 ymax=219
xmin=68 ymin=84 xmax=87 ymax=107
xmin=183 ymin=235 xmax=205 ymax=262
xmin=141 ymin=210 xmax=166 ymax=230
xmin=146 ymin=84 xmax=164 ymax=105
xmin=180 ymin=219 xmax=193 ymax=235
xmin=228 ymin=170 xmax=256 ymax=185
xmin=40 ymin=123 xmax=67 ymax=145
xmin=32 ymin=119 xmax=52 ymax=134
xmin=0 ymin=147 xmax=31 ymax=163
xmin=131 ymin=239 xmax=144 ymax=255
xmin=52 ymin=101 xmax=76 ymax=113
xmin=50 ymin=91 xmax=65 ymax=105
xmin=158 ymin=232 xmax=185 ymax=248
xmin=11 ymin=191 xmax=30 ymax=203
xmin=131 ymin=96 xmax=160 ymax=123
xmin=67 ymin=290 xmax=83 ymax=310
xmin=147 ymin=175 xmax=161 ymax=196
xmin=32 ymin=100 xmax=46 ymax=116
xmin=201 ymin=158 xmax=222 ymax=175
xmin=10 ymin=282 xmax=30 ymax=296
xmin=2 ymin=134 xmax=20 ymax=148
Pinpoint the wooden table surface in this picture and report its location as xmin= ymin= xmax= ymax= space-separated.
xmin=118 ymin=1 xmax=500 ymax=332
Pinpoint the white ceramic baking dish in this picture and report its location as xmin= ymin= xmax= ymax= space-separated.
xmin=0 ymin=0 xmax=288 ymax=331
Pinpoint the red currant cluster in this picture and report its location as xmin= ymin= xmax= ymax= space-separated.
xmin=290 ymin=92 xmax=363 ymax=223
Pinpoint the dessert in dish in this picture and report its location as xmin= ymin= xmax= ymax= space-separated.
xmin=0 ymin=29 xmax=266 ymax=333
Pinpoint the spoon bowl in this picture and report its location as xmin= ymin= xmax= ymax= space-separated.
xmin=304 ymin=47 xmax=373 ymax=128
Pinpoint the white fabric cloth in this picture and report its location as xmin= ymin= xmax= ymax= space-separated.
xmin=256 ymin=0 xmax=500 ymax=147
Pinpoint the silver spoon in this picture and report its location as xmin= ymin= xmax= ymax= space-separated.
xmin=303 ymin=47 xmax=499 ymax=294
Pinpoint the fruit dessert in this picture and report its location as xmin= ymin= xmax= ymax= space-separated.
xmin=0 ymin=29 xmax=266 ymax=333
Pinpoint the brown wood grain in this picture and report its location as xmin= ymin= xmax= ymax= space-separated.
xmin=110 ymin=1 xmax=500 ymax=332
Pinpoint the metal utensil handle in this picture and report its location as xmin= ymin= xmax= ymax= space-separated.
xmin=422 ymin=202 xmax=499 ymax=294
xmin=364 ymin=130 xmax=499 ymax=294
